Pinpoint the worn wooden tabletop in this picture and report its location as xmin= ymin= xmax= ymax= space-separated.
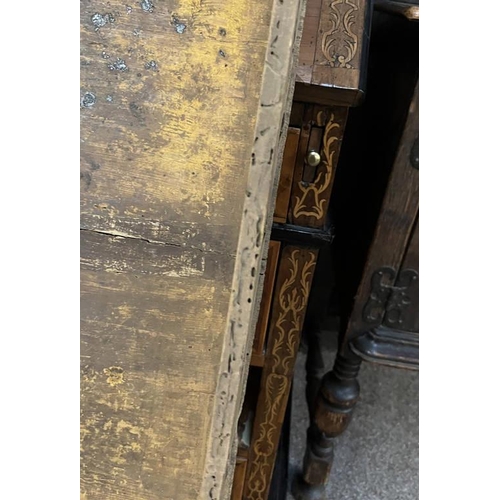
xmin=80 ymin=1 xmax=300 ymax=499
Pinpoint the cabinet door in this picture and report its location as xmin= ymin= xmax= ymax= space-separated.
xmin=383 ymin=217 xmax=419 ymax=333
xmin=343 ymin=83 xmax=419 ymax=347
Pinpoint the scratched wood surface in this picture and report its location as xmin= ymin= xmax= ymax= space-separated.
xmin=80 ymin=1 xmax=301 ymax=499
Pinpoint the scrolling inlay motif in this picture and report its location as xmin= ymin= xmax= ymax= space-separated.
xmin=246 ymin=250 xmax=316 ymax=500
xmin=292 ymin=110 xmax=341 ymax=221
xmin=321 ymin=0 xmax=359 ymax=69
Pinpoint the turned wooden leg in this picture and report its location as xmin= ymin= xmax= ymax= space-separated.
xmin=305 ymin=327 xmax=324 ymax=423
xmin=293 ymin=350 xmax=362 ymax=500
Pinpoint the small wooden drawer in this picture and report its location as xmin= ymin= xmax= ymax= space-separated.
xmin=273 ymin=102 xmax=348 ymax=229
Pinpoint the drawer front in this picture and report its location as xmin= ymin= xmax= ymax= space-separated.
xmin=289 ymin=104 xmax=348 ymax=228
xmin=273 ymin=104 xmax=348 ymax=229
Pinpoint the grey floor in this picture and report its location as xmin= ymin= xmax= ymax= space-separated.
xmin=287 ymin=345 xmax=419 ymax=500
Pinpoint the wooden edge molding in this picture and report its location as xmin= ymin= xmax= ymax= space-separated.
xmin=200 ymin=2 xmax=304 ymax=499
xmin=350 ymin=326 xmax=419 ymax=370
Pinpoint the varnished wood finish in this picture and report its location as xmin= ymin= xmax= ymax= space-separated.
xmin=228 ymin=1 xmax=374 ymax=497
xmin=295 ymin=0 xmax=373 ymax=106
xmin=271 ymin=222 xmax=334 ymax=247
xmin=386 ymin=217 xmax=418 ymax=332
xmin=293 ymin=352 xmax=362 ymax=499
xmin=231 ymin=458 xmax=248 ymax=500
xmin=290 ymin=105 xmax=348 ymax=228
xmin=351 ymin=217 xmax=419 ymax=367
xmin=294 ymin=11 xmax=419 ymax=499
xmin=289 ymin=101 xmax=307 ymax=128
xmin=268 ymin=399 xmax=292 ymax=500
xmin=295 ymin=83 xmax=419 ymax=500
xmin=327 ymin=10 xmax=419 ymax=326
xmin=244 ymin=246 xmax=318 ymax=500
xmin=350 ymin=326 xmax=418 ymax=368
xmin=252 ymin=241 xmax=281 ymax=362
xmin=274 ymin=129 xmax=301 ymax=223
xmin=304 ymin=329 xmax=325 ymax=422
xmin=341 ymin=82 xmax=418 ymax=350
xmin=80 ymin=1 xmax=302 ymax=499
xmin=276 ymin=103 xmax=348 ymax=229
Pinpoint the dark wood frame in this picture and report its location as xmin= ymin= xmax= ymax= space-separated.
xmin=293 ymin=79 xmax=418 ymax=500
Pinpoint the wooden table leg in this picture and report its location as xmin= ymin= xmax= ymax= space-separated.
xmin=293 ymin=350 xmax=362 ymax=500
xmin=305 ymin=327 xmax=324 ymax=424
xmin=243 ymin=246 xmax=318 ymax=500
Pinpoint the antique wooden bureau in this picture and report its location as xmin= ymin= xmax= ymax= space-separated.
xmin=293 ymin=4 xmax=419 ymax=499
xmin=230 ymin=1 xmax=373 ymax=499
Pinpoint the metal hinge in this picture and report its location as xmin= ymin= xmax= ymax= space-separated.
xmin=362 ymin=267 xmax=418 ymax=326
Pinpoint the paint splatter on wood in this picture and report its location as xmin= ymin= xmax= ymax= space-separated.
xmin=80 ymin=0 xmax=301 ymax=498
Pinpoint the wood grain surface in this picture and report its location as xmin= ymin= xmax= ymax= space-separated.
xmin=80 ymin=1 xmax=302 ymax=499
xmin=385 ymin=216 xmax=418 ymax=332
xmin=274 ymin=129 xmax=301 ymax=223
xmin=251 ymin=241 xmax=281 ymax=363
xmin=289 ymin=105 xmax=348 ymax=228
xmin=295 ymin=0 xmax=372 ymax=106
xmin=343 ymin=82 xmax=419 ymax=347
xmin=244 ymin=246 xmax=318 ymax=500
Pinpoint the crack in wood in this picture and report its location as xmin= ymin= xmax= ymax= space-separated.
xmin=80 ymin=227 xmax=229 ymax=256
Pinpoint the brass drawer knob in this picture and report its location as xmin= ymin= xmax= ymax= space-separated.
xmin=306 ymin=150 xmax=321 ymax=167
